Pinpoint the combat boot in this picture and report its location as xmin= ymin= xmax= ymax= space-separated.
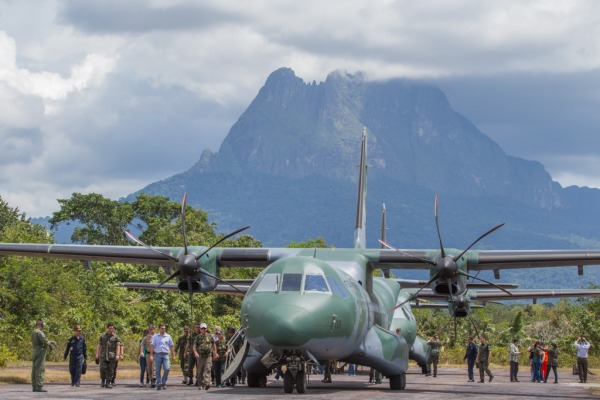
xmin=182 ymin=377 xmax=188 ymax=384
xmin=106 ymin=382 xmax=113 ymax=389
xmin=101 ymin=380 xmax=105 ymax=388
xmin=187 ymin=377 xmax=194 ymax=386
xmin=151 ymin=378 xmax=156 ymax=388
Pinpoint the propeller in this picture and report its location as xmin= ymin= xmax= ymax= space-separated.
xmin=124 ymin=193 xmax=250 ymax=312
xmin=384 ymin=196 xmax=511 ymax=312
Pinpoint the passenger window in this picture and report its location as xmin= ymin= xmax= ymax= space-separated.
xmin=281 ymin=273 xmax=303 ymax=291
xmin=304 ymin=274 xmax=330 ymax=293
xmin=255 ymin=273 xmax=279 ymax=292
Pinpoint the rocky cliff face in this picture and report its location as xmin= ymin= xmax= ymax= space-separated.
xmin=190 ymin=67 xmax=561 ymax=210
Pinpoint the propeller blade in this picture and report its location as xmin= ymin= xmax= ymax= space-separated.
xmin=124 ymin=229 xmax=178 ymax=262
xmin=454 ymin=316 xmax=457 ymax=344
xmin=439 ymin=316 xmax=453 ymax=337
xmin=187 ymin=274 xmax=194 ymax=319
xmin=128 ymin=269 xmax=181 ymax=304
xmin=467 ymin=314 xmax=481 ymax=338
xmin=453 ymin=223 xmax=505 ymax=262
xmin=390 ymin=273 xmax=439 ymax=312
xmin=195 ymin=226 xmax=250 ymax=261
xmin=434 ymin=195 xmax=446 ymax=258
xmin=458 ymin=270 xmax=513 ymax=296
xmin=181 ymin=193 xmax=189 ymax=256
xmin=379 ymin=239 xmax=436 ymax=266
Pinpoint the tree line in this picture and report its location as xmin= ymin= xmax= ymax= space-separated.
xmin=0 ymin=194 xmax=598 ymax=369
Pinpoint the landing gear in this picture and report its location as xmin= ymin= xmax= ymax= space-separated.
xmin=295 ymin=370 xmax=306 ymax=394
xmin=389 ymin=372 xmax=406 ymax=390
xmin=247 ymin=373 xmax=267 ymax=388
xmin=283 ymin=371 xmax=294 ymax=393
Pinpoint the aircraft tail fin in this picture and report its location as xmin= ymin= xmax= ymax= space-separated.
xmin=354 ymin=128 xmax=368 ymax=249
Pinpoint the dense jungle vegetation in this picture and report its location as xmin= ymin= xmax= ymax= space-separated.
xmin=0 ymin=194 xmax=598 ymax=368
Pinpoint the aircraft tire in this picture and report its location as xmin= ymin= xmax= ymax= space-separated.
xmin=389 ymin=372 xmax=406 ymax=390
xmin=295 ymin=371 xmax=306 ymax=394
xmin=283 ymin=371 xmax=294 ymax=393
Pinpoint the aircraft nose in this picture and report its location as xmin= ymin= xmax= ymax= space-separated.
xmin=254 ymin=305 xmax=315 ymax=347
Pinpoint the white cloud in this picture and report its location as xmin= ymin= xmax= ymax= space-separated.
xmin=2 ymin=0 xmax=600 ymax=217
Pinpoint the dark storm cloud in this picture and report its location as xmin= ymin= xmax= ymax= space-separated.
xmin=57 ymin=0 xmax=243 ymax=34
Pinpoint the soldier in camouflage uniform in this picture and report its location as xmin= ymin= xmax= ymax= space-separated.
xmin=427 ymin=334 xmax=442 ymax=377
xmin=185 ymin=323 xmax=200 ymax=385
xmin=31 ymin=319 xmax=56 ymax=392
xmin=95 ymin=322 xmax=122 ymax=389
xmin=175 ymin=326 xmax=190 ymax=384
xmin=476 ymin=335 xmax=494 ymax=383
xmin=193 ymin=322 xmax=217 ymax=390
xmin=214 ymin=329 xmax=228 ymax=387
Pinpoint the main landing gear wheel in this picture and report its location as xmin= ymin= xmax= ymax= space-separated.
xmin=389 ymin=372 xmax=406 ymax=390
xmin=295 ymin=370 xmax=306 ymax=394
xmin=283 ymin=371 xmax=294 ymax=393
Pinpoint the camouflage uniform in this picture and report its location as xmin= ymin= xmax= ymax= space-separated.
xmin=427 ymin=338 xmax=441 ymax=377
xmin=31 ymin=327 xmax=54 ymax=392
xmin=98 ymin=332 xmax=122 ymax=388
xmin=214 ymin=336 xmax=228 ymax=387
xmin=175 ymin=332 xmax=189 ymax=382
xmin=194 ymin=332 xmax=215 ymax=389
xmin=185 ymin=330 xmax=198 ymax=384
xmin=476 ymin=342 xmax=494 ymax=382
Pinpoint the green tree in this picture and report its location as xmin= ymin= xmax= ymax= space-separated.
xmin=50 ymin=193 xmax=133 ymax=245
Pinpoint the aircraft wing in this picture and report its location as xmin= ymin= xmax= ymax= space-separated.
xmin=409 ymin=288 xmax=600 ymax=302
xmin=115 ymin=282 xmax=251 ymax=296
xmin=0 ymin=243 xmax=299 ymax=268
xmin=470 ymin=250 xmax=600 ymax=271
xmin=396 ymin=279 xmax=518 ymax=290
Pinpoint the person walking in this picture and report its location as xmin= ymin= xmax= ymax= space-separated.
xmin=214 ymin=328 xmax=228 ymax=387
xmin=150 ymin=323 xmax=175 ymax=390
xmin=464 ymin=336 xmax=478 ymax=382
xmin=185 ymin=323 xmax=200 ymax=386
xmin=509 ymin=338 xmax=521 ymax=382
xmin=544 ymin=342 xmax=559 ymax=383
xmin=574 ymin=336 xmax=591 ymax=383
xmin=142 ymin=324 xmax=157 ymax=388
xmin=95 ymin=322 xmax=122 ymax=389
xmin=136 ymin=329 xmax=150 ymax=387
xmin=194 ymin=322 xmax=217 ymax=390
xmin=476 ymin=335 xmax=494 ymax=383
xmin=31 ymin=319 xmax=56 ymax=393
xmin=63 ymin=324 xmax=87 ymax=387
xmin=175 ymin=326 xmax=190 ymax=384
xmin=426 ymin=334 xmax=441 ymax=377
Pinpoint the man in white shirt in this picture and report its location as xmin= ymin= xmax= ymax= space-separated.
xmin=574 ymin=337 xmax=592 ymax=383
xmin=150 ymin=323 xmax=175 ymax=390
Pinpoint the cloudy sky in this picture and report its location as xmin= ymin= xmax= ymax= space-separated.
xmin=2 ymin=0 xmax=600 ymax=217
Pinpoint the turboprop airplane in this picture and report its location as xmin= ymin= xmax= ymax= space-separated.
xmin=3 ymin=129 xmax=600 ymax=394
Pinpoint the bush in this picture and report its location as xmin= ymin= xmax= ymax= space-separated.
xmin=0 ymin=344 xmax=18 ymax=368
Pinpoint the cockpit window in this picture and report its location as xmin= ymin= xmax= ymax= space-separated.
xmin=304 ymin=274 xmax=330 ymax=293
xmin=255 ymin=273 xmax=279 ymax=292
xmin=281 ymin=273 xmax=303 ymax=291
xmin=327 ymin=276 xmax=350 ymax=298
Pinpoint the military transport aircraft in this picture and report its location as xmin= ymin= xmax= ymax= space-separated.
xmin=2 ymin=129 xmax=600 ymax=394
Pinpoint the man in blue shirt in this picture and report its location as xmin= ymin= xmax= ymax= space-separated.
xmin=64 ymin=325 xmax=87 ymax=387
xmin=150 ymin=323 xmax=175 ymax=390
xmin=463 ymin=336 xmax=478 ymax=382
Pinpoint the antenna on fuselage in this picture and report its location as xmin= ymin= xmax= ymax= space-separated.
xmin=380 ymin=203 xmax=390 ymax=278
xmin=353 ymin=128 xmax=368 ymax=249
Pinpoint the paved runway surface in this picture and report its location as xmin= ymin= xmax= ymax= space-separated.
xmin=2 ymin=367 xmax=598 ymax=399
